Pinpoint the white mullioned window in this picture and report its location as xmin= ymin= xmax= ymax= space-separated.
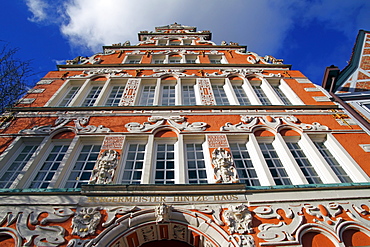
xmin=59 ymin=86 xmax=81 ymax=107
xmin=211 ymin=80 xmax=230 ymax=105
xmin=154 ymin=142 xmax=176 ymax=184
xmin=120 ymin=143 xmax=146 ymax=184
xmin=252 ymin=84 xmax=271 ymax=105
xmin=124 ymin=55 xmax=142 ymax=64
xmin=161 ymin=85 xmax=176 ymax=106
xmin=232 ymin=84 xmax=251 ymax=105
xmin=286 ymin=141 xmax=322 ymax=184
xmin=185 ymin=143 xmax=208 ymax=184
xmin=0 ymin=138 xmax=42 ymax=189
xmin=82 ymin=85 xmax=103 ymax=106
xmin=28 ymin=143 xmax=70 ymax=189
xmin=105 ymin=85 xmax=125 ymax=106
xmin=138 ymin=84 xmax=156 ymax=106
xmin=229 ymin=142 xmax=260 ymax=186
xmin=182 ymin=84 xmax=196 ymax=105
xmin=65 ymin=144 xmax=101 ymax=188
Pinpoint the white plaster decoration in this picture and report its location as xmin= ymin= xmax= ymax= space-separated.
xmin=195 ymin=205 xmax=224 ymax=226
xmin=89 ymin=150 xmax=119 ymax=185
xmin=148 ymin=69 xmax=195 ymax=78
xmin=172 ymin=224 xmax=187 ymax=241
xmin=223 ymin=204 xmax=253 ymax=234
xmin=221 ymin=115 xmax=329 ymax=132
xmin=27 ymin=88 xmax=45 ymax=94
xmin=66 ymin=55 xmax=102 ymax=65
xmin=236 ymin=235 xmax=256 ymax=247
xmin=336 ymin=118 xmax=357 ymax=126
xmin=0 ymin=206 xmax=74 ymax=246
xmin=243 ymin=51 xmax=283 ymax=65
xmin=17 ymin=98 xmax=35 ymax=104
xmin=72 ymin=207 xmax=101 ymax=238
xmin=212 ymin=148 xmax=239 ymax=183
xmin=67 ymin=239 xmax=92 ymax=247
xmin=221 ymin=68 xmax=264 ymax=77
xmin=295 ymin=78 xmax=312 ymax=84
xmin=359 ymin=144 xmax=370 ymax=152
xmin=197 ymin=78 xmax=216 ymax=105
xmin=68 ymin=69 xmax=128 ymax=78
xmin=125 ymin=116 xmax=207 ymax=133
xmin=102 ymin=206 xmax=140 ymax=227
xmin=119 ymin=78 xmax=141 ymax=106
xmin=155 ymin=203 xmax=171 ymax=223
xmin=36 ymin=79 xmax=53 ymax=85
xmin=125 ymin=51 xmax=146 ymax=55
xmin=141 ymin=225 xmax=157 ymax=242
xmin=19 ymin=116 xmax=111 ymax=134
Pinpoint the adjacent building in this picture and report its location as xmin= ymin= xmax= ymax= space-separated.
xmin=1 ymin=23 xmax=370 ymax=247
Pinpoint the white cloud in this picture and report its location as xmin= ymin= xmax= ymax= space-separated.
xmin=25 ymin=0 xmax=49 ymax=22
xmin=25 ymin=0 xmax=370 ymax=58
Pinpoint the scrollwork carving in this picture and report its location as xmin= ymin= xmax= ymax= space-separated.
xmin=71 ymin=207 xmax=101 ymax=238
xmin=223 ymin=204 xmax=253 ymax=234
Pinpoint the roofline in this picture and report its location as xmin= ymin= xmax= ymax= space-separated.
xmin=333 ymin=30 xmax=369 ymax=91
xmin=138 ymin=31 xmax=212 ymax=41
xmin=102 ymin=44 xmax=244 ymax=49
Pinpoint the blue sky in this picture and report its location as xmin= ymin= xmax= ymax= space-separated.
xmin=1 ymin=0 xmax=370 ymax=86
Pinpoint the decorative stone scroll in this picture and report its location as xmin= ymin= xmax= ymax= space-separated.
xmin=196 ymin=78 xmax=216 ymax=105
xmin=89 ymin=150 xmax=119 ymax=185
xmin=119 ymin=78 xmax=141 ymax=106
xmin=155 ymin=203 xmax=171 ymax=223
xmin=221 ymin=115 xmax=329 ymax=132
xmin=71 ymin=207 xmax=101 ymax=238
xmin=223 ymin=204 xmax=253 ymax=234
xmin=125 ymin=116 xmax=207 ymax=133
xmin=212 ymin=148 xmax=239 ymax=183
xmin=19 ymin=116 xmax=111 ymax=134
xmin=68 ymin=68 xmax=130 ymax=78
xmin=147 ymin=69 xmax=196 ymax=78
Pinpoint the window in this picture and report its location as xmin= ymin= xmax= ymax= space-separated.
xmin=259 ymin=142 xmax=291 ymax=185
xmin=59 ymin=86 xmax=80 ymax=107
xmin=125 ymin=56 xmax=141 ymax=64
xmin=272 ymin=85 xmax=292 ymax=105
xmin=65 ymin=144 xmax=101 ymax=188
xmin=229 ymin=143 xmax=259 ymax=186
xmin=152 ymin=55 xmax=165 ymax=64
xmin=314 ymin=141 xmax=352 ymax=183
xmin=29 ymin=144 xmax=70 ymax=188
xmin=0 ymin=144 xmax=38 ymax=189
xmin=286 ymin=142 xmax=322 ymax=184
xmin=139 ymin=85 xmax=156 ymax=105
xmin=232 ymin=85 xmax=251 ymax=105
xmin=182 ymin=85 xmax=196 ymax=105
xmin=157 ymin=40 xmax=167 ymax=46
xmin=169 ymin=56 xmax=182 ymax=64
xmin=154 ymin=143 xmax=175 ymax=184
xmin=185 ymin=55 xmax=197 ymax=64
xmin=121 ymin=143 xmax=145 ymax=184
xmin=169 ymin=40 xmax=181 ymax=46
xmin=212 ymin=85 xmax=230 ymax=105
xmin=105 ymin=86 xmax=125 ymax=106
xmin=161 ymin=85 xmax=176 ymax=106
xmin=252 ymin=85 xmax=271 ymax=105
xmin=82 ymin=86 xmax=103 ymax=106
xmin=209 ymin=55 xmax=222 ymax=64
xmin=186 ymin=143 xmax=207 ymax=184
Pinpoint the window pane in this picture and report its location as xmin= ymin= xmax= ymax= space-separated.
xmin=59 ymin=86 xmax=80 ymax=107
xmin=155 ymin=143 xmax=176 ymax=184
xmin=121 ymin=144 xmax=145 ymax=184
xmin=212 ymin=85 xmax=229 ymax=105
xmin=82 ymin=86 xmax=103 ymax=106
xmin=186 ymin=143 xmax=207 ymax=184
xmin=161 ymin=85 xmax=176 ymax=106
xmin=233 ymin=85 xmax=251 ymax=105
xmin=182 ymin=85 xmax=196 ymax=105
xmin=273 ymin=85 xmax=292 ymax=105
xmin=139 ymin=85 xmax=155 ymax=106
xmin=105 ymin=86 xmax=125 ymax=106
xmin=252 ymin=85 xmax=271 ymax=105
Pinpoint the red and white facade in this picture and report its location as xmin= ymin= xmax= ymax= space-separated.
xmin=1 ymin=23 xmax=370 ymax=247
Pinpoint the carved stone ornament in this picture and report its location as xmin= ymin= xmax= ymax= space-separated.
xmin=119 ymin=78 xmax=141 ymax=106
xmin=71 ymin=207 xmax=101 ymax=238
xmin=212 ymin=148 xmax=239 ymax=183
xmin=236 ymin=235 xmax=255 ymax=247
xmin=19 ymin=116 xmax=111 ymax=134
xmin=221 ymin=115 xmax=329 ymax=132
xmin=65 ymin=50 xmax=115 ymax=65
xmin=145 ymin=69 xmax=196 ymax=78
xmin=197 ymin=78 xmax=216 ymax=105
xmin=68 ymin=68 xmax=131 ymax=78
xmin=155 ymin=203 xmax=171 ymax=223
xmin=125 ymin=116 xmax=207 ymax=133
xmin=223 ymin=204 xmax=253 ymax=234
xmin=89 ymin=150 xmax=119 ymax=185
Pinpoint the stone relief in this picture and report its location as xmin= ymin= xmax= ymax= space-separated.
xmin=71 ymin=207 xmax=101 ymax=238
xmin=155 ymin=203 xmax=171 ymax=223
xmin=221 ymin=115 xmax=329 ymax=132
xmin=125 ymin=115 xmax=207 ymax=133
xmin=197 ymin=78 xmax=216 ymax=105
xmin=19 ymin=116 xmax=111 ymax=134
xmin=141 ymin=225 xmax=157 ymax=242
xmin=172 ymin=224 xmax=187 ymax=241
xmin=223 ymin=204 xmax=253 ymax=234
xmin=89 ymin=150 xmax=119 ymax=185
xmin=68 ymin=69 xmax=131 ymax=78
xmin=236 ymin=235 xmax=255 ymax=247
xmin=212 ymin=148 xmax=239 ymax=183
xmin=119 ymin=78 xmax=141 ymax=106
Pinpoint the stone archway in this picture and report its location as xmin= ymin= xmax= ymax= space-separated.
xmin=140 ymin=239 xmax=194 ymax=247
xmin=87 ymin=205 xmax=243 ymax=247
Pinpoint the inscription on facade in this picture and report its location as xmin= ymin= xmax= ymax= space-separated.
xmin=86 ymin=194 xmax=241 ymax=204
xmin=207 ymin=134 xmax=229 ymax=148
xmin=101 ymin=136 xmax=125 ymax=150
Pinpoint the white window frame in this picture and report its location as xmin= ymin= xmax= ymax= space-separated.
xmin=44 ymin=79 xmax=85 ymax=107
xmin=123 ymin=55 xmax=142 ymax=64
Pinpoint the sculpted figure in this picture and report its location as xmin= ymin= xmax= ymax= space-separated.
xmin=71 ymin=207 xmax=101 ymax=237
xmin=212 ymin=148 xmax=239 ymax=183
xmin=89 ymin=150 xmax=118 ymax=185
